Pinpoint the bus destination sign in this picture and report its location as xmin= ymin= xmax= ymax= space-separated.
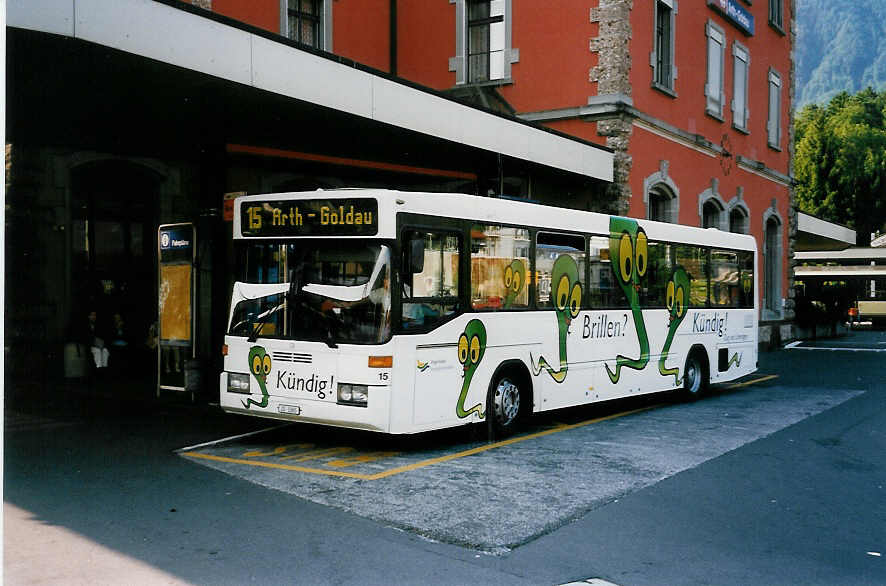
xmin=240 ymin=198 xmax=378 ymax=237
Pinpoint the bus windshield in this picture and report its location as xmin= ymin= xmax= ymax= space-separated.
xmin=228 ymin=242 xmax=392 ymax=345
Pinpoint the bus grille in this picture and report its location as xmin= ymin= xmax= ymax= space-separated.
xmin=271 ymin=352 xmax=312 ymax=364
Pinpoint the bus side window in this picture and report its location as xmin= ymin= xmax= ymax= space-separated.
xmin=400 ymin=230 xmax=461 ymax=330
xmin=470 ymin=224 xmax=530 ymax=310
xmin=643 ymin=241 xmax=672 ymax=308
xmin=535 ymin=232 xmax=586 ymax=310
xmin=588 ymin=236 xmax=626 ymax=308
xmin=676 ymin=244 xmax=709 ymax=307
xmin=710 ymin=249 xmax=740 ymax=307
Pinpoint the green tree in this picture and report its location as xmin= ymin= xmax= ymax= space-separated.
xmin=794 ymin=88 xmax=886 ymax=246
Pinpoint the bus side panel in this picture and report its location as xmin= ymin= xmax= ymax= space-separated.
xmin=669 ymin=308 xmax=757 ymax=386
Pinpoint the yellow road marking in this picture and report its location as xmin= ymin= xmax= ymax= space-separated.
xmin=183 ymin=405 xmax=658 ymax=481
xmin=280 ymin=446 xmax=354 ymax=462
xmin=184 ymin=451 xmax=373 ymax=479
xmin=183 ymin=373 xmax=779 ymax=480
xmin=327 ymin=451 xmax=400 ymax=468
xmin=242 ymin=443 xmax=312 ymax=458
xmin=726 ymin=374 xmax=778 ymax=389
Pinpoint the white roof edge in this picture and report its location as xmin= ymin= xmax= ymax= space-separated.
xmin=797 ymin=212 xmax=856 ymax=246
xmin=795 ymin=248 xmax=886 ymax=261
xmin=8 ymin=0 xmax=614 ymax=182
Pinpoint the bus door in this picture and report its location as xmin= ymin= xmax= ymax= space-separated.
xmin=157 ymin=223 xmax=196 ymax=394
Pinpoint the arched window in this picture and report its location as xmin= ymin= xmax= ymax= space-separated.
xmin=763 ymin=214 xmax=782 ymax=316
xmin=702 ymin=200 xmax=723 ymax=229
xmin=729 ymin=206 xmax=749 ymax=234
xmin=648 ymin=184 xmax=677 ymax=223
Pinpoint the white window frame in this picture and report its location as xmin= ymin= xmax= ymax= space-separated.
xmin=650 ymin=0 xmax=678 ymax=94
xmin=732 ymin=42 xmax=750 ymax=132
xmin=767 ymin=68 xmax=782 ymax=150
xmin=705 ymin=21 xmax=726 ymax=120
xmin=280 ymin=0 xmax=333 ymax=51
xmin=769 ymin=0 xmax=784 ymax=32
xmin=450 ymin=0 xmax=518 ymax=85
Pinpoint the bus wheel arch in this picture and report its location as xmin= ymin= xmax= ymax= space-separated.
xmin=486 ymin=360 xmax=533 ymax=437
xmin=682 ymin=345 xmax=710 ymax=400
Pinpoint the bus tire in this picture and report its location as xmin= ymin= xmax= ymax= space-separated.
xmin=487 ymin=368 xmax=526 ymax=438
xmin=682 ymin=349 xmax=709 ymax=400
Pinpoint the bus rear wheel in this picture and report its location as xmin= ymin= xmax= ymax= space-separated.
xmin=682 ymin=351 xmax=708 ymax=400
xmin=488 ymin=373 xmax=522 ymax=437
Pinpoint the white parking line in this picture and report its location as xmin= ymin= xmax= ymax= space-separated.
xmin=785 ymin=346 xmax=886 ymax=353
xmin=175 ymin=424 xmax=291 ymax=452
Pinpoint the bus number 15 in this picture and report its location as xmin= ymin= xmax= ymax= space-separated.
xmin=247 ymin=207 xmax=262 ymax=229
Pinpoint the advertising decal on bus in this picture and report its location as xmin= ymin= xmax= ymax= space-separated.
xmin=244 ymin=345 xmax=272 ymax=409
xmin=659 ymin=266 xmax=690 ymax=385
xmin=456 ymin=319 xmax=487 ymax=419
xmin=605 ymin=217 xmax=652 ymax=384
xmin=531 ymin=254 xmax=582 ymax=384
xmin=503 ymin=260 xmax=526 ymax=309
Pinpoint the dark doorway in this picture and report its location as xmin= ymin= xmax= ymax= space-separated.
xmin=70 ymin=161 xmax=161 ymax=371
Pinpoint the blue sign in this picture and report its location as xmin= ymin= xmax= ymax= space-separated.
xmin=708 ymin=0 xmax=755 ymax=36
xmin=160 ymin=228 xmax=192 ymax=251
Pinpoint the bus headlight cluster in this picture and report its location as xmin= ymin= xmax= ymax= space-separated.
xmin=227 ymin=373 xmax=251 ymax=394
xmin=337 ymin=383 xmax=368 ymax=407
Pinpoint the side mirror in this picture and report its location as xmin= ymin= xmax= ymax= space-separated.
xmin=408 ymin=237 xmax=425 ymax=274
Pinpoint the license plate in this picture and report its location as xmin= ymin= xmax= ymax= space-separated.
xmin=278 ymin=404 xmax=301 ymax=415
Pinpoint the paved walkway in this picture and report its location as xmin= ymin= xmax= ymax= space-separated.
xmin=4 ymin=503 xmax=192 ymax=586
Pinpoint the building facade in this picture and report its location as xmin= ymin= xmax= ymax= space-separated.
xmin=205 ymin=0 xmax=797 ymax=345
xmin=5 ymin=0 xmax=795 ymax=386
xmin=5 ymin=0 xmax=612 ymax=385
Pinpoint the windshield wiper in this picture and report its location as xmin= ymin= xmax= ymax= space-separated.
xmin=247 ymin=302 xmax=285 ymax=343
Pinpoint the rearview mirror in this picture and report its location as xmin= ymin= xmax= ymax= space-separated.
xmin=408 ymin=237 xmax=425 ymax=274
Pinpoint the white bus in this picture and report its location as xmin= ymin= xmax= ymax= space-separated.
xmin=220 ymin=190 xmax=758 ymax=434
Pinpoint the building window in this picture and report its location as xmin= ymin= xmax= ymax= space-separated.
xmin=649 ymin=185 xmax=677 ymax=223
xmin=729 ymin=206 xmax=749 ymax=234
xmin=705 ymin=21 xmax=726 ymax=119
xmin=767 ymin=69 xmax=782 ymax=149
xmin=769 ymin=0 xmax=784 ymax=31
xmin=282 ymin=0 xmax=331 ymax=50
xmin=467 ymin=0 xmax=505 ymax=83
xmin=732 ymin=42 xmax=750 ymax=131
xmin=451 ymin=0 xmax=516 ymax=85
xmin=652 ymin=0 xmax=677 ymax=93
xmin=702 ymin=200 xmax=723 ymax=229
xmin=763 ymin=213 xmax=783 ymax=316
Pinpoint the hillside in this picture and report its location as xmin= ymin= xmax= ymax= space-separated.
xmin=796 ymin=0 xmax=886 ymax=107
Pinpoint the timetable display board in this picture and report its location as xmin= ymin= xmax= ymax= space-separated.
xmin=240 ymin=198 xmax=378 ymax=237
xmin=157 ymin=223 xmax=196 ymax=393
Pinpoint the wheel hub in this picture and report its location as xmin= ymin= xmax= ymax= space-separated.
xmin=493 ymin=378 xmax=520 ymax=425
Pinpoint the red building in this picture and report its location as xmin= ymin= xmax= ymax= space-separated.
xmin=206 ymin=0 xmax=796 ymax=344
xmin=5 ymin=0 xmax=794 ymax=385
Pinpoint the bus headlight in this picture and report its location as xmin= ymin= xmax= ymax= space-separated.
xmin=228 ymin=373 xmax=251 ymax=394
xmin=337 ymin=383 xmax=369 ymax=407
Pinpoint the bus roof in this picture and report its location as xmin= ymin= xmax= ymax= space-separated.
xmin=235 ymin=189 xmax=757 ymax=251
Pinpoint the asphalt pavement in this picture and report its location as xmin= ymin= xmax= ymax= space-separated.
xmin=4 ymin=329 xmax=886 ymax=585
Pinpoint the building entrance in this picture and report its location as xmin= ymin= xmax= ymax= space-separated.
xmin=70 ymin=161 xmax=161 ymax=374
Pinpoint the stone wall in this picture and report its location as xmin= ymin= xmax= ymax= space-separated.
xmin=589 ymin=0 xmax=634 ymax=214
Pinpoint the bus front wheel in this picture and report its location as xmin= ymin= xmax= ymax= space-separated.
xmin=682 ymin=351 xmax=709 ymax=400
xmin=487 ymin=373 xmax=522 ymax=438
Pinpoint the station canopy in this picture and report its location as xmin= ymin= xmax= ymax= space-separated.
xmin=7 ymin=0 xmax=613 ymax=188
